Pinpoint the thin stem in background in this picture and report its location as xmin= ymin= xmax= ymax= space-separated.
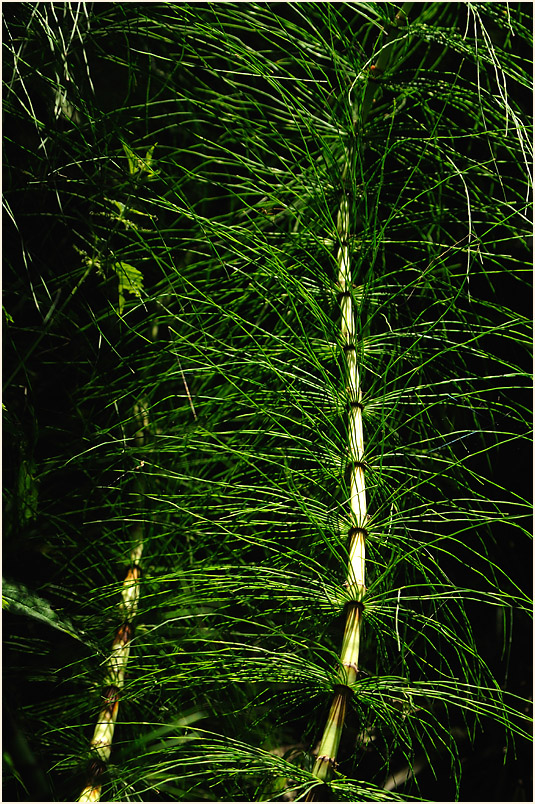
xmin=78 ymin=402 xmax=147 ymax=802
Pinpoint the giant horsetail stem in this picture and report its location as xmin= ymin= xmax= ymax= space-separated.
xmin=306 ymin=5 xmax=414 ymax=798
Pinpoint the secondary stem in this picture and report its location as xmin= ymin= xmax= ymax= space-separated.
xmin=77 ymin=402 xmax=147 ymax=802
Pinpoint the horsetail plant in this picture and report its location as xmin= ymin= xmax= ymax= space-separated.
xmin=3 ymin=3 xmax=532 ymax=802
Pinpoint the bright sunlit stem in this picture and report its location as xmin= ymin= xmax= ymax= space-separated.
xmin=308 ymin=140 xmax=369 ymax=797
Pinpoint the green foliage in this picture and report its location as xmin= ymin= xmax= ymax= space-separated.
xmin=3 ymin=2 xmax=532 ymax=801
xmin=2 ymin=578 xmax=90 ymax=645
xmin=113 ymin=261 xmax=145 ymax=314
xmin=122 ymin=141 xmax=159 ymax=180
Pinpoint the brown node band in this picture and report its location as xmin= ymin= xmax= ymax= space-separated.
xmin=87 ymin=758 xmax=107 ymax=784
xmin=333 ymin=681 xmax=354 ymax=697
xmin=350 ymin=400 xmax=364 ymax=410
xmin=115 ymin=621 xmax=135 ymax=645
xmin=342 ymin=343 xmax=356 ymax=352
xmin=101 ymin=685 xmax=120 ymax=706
xmin=119 ymin=563 xmax=142 ymax=582
xmin=345 ymin=597 xmax=365 ymax=612
xmin=351 ymin=460 xmax=367 ymax=471
xmin=348 ymin=525 xmax=367 ymax=538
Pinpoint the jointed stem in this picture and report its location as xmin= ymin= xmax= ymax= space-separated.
xmin=77 ymin=403 xmax=147 ymax=802
xmin=306 ymin=6 xmax=415 ymax=796
xmin=78 ymin=553 xmax=142 ymax=802
xmin=307 ymin=189 xmax=367 ymax=796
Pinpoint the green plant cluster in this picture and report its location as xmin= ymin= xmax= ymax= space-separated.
xmin=3 ymin=3 xmax=532 ymax=801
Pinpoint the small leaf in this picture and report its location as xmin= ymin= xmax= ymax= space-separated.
xmin=113 ymin=261 xmax=144 ymax=313
xmin=121 ymin=141 xmax=158 ymax=179
xmin=2 ymin=578 xmax=87 ymax=644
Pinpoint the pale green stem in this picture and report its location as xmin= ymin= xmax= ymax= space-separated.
xmin=308 ymin=7 xmax=416 ymax=794
xmin=310 ymin=188 xmax=366 ymax=788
